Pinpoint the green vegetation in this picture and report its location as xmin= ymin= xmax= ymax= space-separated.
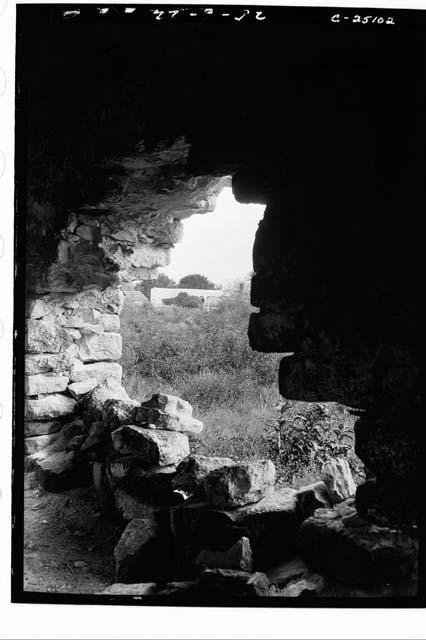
xmin=121 ymin=286 xmax=362 ymax=487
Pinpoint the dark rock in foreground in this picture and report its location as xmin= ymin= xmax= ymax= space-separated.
xmin=203 ymin=460 xmax=275 ymax=508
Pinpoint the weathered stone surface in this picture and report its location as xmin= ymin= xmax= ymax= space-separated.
xmin=82 ymin=379 xmax=130 ymax=422
xmin=194 ymin=537 xmax=253 ymax=572
xmin=24 ymin=433 xmax=60 ymax=456
xmin=134 ymin=406 xmax=203 ymax=435
xmin=321 ymin=458 xmax=356 ymax=505
xmin=280 ymin=573 xmax=325 ymax=597
xmin=25 ymin=394 xmax=77 ymax=421
xmin=204 ymin=460 xmax=275 ymax=508
xmin=114 ymin=517 xmax=173 ymax=583
xmin=25 ymin=373 xmax=69 ymax=396
xmin=67 ymin=379 xmax=98 ymax=399
xmin=198 ymin=569 xmax=271 ymax=598
xmin=102 ymin=398 xmax=140 ymax=430
xmin=24 ymin=420 xmax=63 ymax=437
xmin=111 ymin=426 xmax=190 ymax=467
xmin=25 ymin=319 xmax=75 ymax=353
xmin=143 ymin=393 xmax=193 ymax=418
xmin=296 ymin=481 xmax=332 ymax=520
xmin=114 ymin=489 xmax=159 ymax=523
xmin=108 ymin=456 xmax=181 ymax=504
xmin=78 ymin=332 xmax=122 ymax=362
xmin=69 ymin=360 xmax=123 ymax=383
xmin=25 ymin=346 xmax=78 ymax=376
xmin=297 ymin=510 xmax=418 ymax=587
xmin=266 ymin=557 xmax=309 ymax=587
xmin=172 ymin=455 xmax=235 ymax=497
xmin=99 ymin=313 xmax=120 ymax=332
xmin=34 ymin=450 xmax=82 ymax=491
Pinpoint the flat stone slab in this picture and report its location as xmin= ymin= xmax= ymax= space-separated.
xmin=143 ymin=393 xmax=193 ymax=418
xmin=203 ymin=460 xmax=276 ymax=508
xmin=172 ymin=454 xmax=236 ymax=498
xmin=111 ymin=426 xmax=190 ymax=468
xmin=25 ymin=394 xmax=77 ymax=421
xmin=24 ymin=420 xmax=63 ymax=437
xmin=25 ymin=433 xmax=60 ymax=456
xmin=78 ymin=331 xmax=122 ymax=362
xmin=69 ymin=360 xmax=123 ymax=383
xmin=25 ymin=374 xmax=70 ymax=396
xmin=134 ymin=406 xmax=203 ymax=435
xmin=297 ymin=508 xmax=418 ymax=587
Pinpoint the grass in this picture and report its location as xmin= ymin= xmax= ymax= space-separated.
xmin=120 ymin=288 xmax=362 ymax=488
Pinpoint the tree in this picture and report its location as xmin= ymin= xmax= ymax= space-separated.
xmin=163 ymin=292 xmax=204 ymax=308
xmin=178 ymin=273 xmax=216 ymax=290
xmin=137 ymin=273 xmax=176 ymax=299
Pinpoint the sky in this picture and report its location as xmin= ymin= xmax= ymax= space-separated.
xmin=163 ymin=187 xmax=265 ymax=287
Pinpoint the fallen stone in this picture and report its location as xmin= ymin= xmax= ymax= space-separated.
xmin=25 ymin=374 xmax=70 ymax=396
xmin=69 ymin=360 xmax=123 ymax=384
xmin=198 ymin=569 xmax=271 ymax=599
xmin=78 ymin=331 xmax=122 ymax=362
xmin=114 ymin=517 xmax=173 ymax=583
xmin=24 ymin=433 xmax=60 ymax=456
xmin=102 ymin=398 xmax=140 ymax=430
xmin=67 ymin=379 xmax=98 ymax=399
xmin=25 ymin=394 xmax=77 ymax=421
xmin=194 ymin=537 xmax=253 ymax=572
xmin=296 ymin=481 xmax=332 ymax=520
xmin=114 ymin=489 xmax=159 ymax=523
xmin=321 ymin=458 xmax=356 ymax=505
xmin=204 ymin=460 xmax=275 ymax=508
xmin=172 ymin=454 xmax=235 ymax=498
xmin=111 ymin=426 xmax=190 ymax=467
xmin=297 ymin=510 xmax=418 ymax=587
xmin=81 ymin=378 xmax=130 ymax=422
xmin=26 ymin=320 xmax=75 ymax=353
xmin=280 ymin=573 xmax=325 ymax=597
xmin=134 ymin=406 xmax=203 ymax=435
xmin=34 ymin=450 xmax=85 ymax=491
xmin=24 ymin=420 xmax=63 ymax=437
xmin=142 ymin=393 xmax=193 ymax=418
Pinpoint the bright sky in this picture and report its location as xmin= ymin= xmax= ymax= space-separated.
xmin=164 ymin=187 xmax=265 ymax=287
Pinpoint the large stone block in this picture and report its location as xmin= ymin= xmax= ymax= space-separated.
xmin=25 ymin=394 xmax=77 ymax=421
xmin=111 ymin=426 xmax=190 ymax=467
xmin=203 ymin=460 xmax=275 ymax=508
xmin=24 ymin=420 xmax=63 ymax=437
xmin=114 ymin=517 xmax=173 ymax=583
xmin=143 ymin=393 xmax=193 ymax=418
xmin=78 ymin=332 xmax=122 ymax=362
xmin=25 ymin=347 xmax=78 ymax=375
xmin=69 ymin=360 xmax=123 ymax=383
xmin=108 ymin=456 xmax=179 ymax=504
xmin=26 ymin=320 xmax=75 ymax=354
xmin=134 ymin=405 xmax=203 ymax=434
xmin=24 ymin=433 xmax=60 ymax=456
xmin=102 ymin=398 xmax=140 ymax=430
xmin=297 ymin=509 xmax=418 ymax=587
xmin=81 ymin=379 xmax=130 ymax=422
xmin=321 ymin=458 xmax=356 ymax=505
xmin=172 ymin=455 xmax=235 ymax=498
xmin=67 ymin=379 xmax=98 ymax=399
xmin=25 ymin=374 xmax=69 ymax=396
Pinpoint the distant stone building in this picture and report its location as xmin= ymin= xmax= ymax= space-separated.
xmin=150 ymin=287 xmax=224 ymax=309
